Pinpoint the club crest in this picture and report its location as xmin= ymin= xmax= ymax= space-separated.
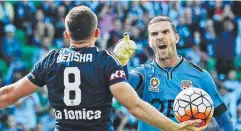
xmin=181 ymin=80 xmax=192 ymax=90
xmin=149 ymin=77 xmax=160 ymax=92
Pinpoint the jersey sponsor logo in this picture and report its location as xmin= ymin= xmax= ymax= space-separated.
xmin=150 ymin=99 xmax=174 ymax=117
xmin=54 ymin=108 xmax=102 ymax=120
xmin=181 ymin=80 xmax=192 ymax=90
xmin=148 ymin=77 xmax=160 ymax=92
xmin=110 ymin=70 xmax=126 ymax=80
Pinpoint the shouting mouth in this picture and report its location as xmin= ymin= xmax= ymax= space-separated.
xmin=158 ymin=44 xmax=167 ymax=50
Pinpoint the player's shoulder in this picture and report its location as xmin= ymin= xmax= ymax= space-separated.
xmin=183 ymin=59 xmax=214 ymax=83
xmin=131 ymin=62 xmax=154 ymax=75
xmin=32 ymin=49 xmax=60 ymax=72
xmin=39 ymin=49 xmax=59 ymax=62
xmin=96 ymin=48 xmax=113 ymax=60
xmin=183 ymin=58 xmax=204 ymax=73
xmin=95 ymin=48 xmax=121 ymax=66
xmin=46 ymin=49 xmax=58 ymax=56
xmin=131 ymin=64 xmax=145 ymax=73
xmin=98 ymin=49 xmax=113 ymax=58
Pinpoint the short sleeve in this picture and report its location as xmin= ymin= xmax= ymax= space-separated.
xmin=130 ymin=65 xmax=145 ymax=97
xmin=27 ymin=50 xmax=56 ymax=87
xmin=104 ymin=51 xmax=128 ymax=86
xmin=130 ymin=65 xmax=145 ymax=78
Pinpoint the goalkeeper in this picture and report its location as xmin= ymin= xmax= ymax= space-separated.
xmin=114 ymin=16 xmax=234 ymax=131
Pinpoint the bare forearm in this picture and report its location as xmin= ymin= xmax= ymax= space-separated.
xmin=0 ymin=77 xmax=39 ymax=109
xmin=0 ymin=84 xmax=18 ymax=109
xmin=111 ymin=82 xmax=179 ymax=131
xmin=129 ymin=100 xmax=178 ymax=131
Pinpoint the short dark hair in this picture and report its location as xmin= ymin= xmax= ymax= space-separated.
xmin=148 ymin=16 xmax=177 ymax=33
xmin=65 ymin=6 xmax=97 ymax=41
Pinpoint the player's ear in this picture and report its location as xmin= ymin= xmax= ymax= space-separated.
xmin=64 ymin=30 xmax=70 ymax=40
xmin=147 ymin=31 xmax=152 ymax=48
xmin=94 ymin=28 xmax=100 ymax=38
xmin=175 ymin=33 xmax=180 ymax=44
xmin=148 ymin=36 xmax=152 ymax=48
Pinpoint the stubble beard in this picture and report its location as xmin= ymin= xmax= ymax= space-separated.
xmin=157 ymin=50 xmax=175 ymax=60
xmin=155 ymin=49 xmax=177 ymax=67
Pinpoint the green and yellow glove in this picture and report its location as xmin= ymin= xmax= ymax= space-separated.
xmin=113 ymin=33 xmax=136 ymax=66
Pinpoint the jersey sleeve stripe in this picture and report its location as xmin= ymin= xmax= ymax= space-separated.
xmin=132 ymin=72 xmax=144 ymax=98
xmin=135 ymin=73 xmax=144 ymax=91
xmin=213 ymin=103 xmax=228 ymax=117
xmin=184 ymin=59 xmax=203 ymax=72
xmin=106 ymin=51 xmax=121 ymax=66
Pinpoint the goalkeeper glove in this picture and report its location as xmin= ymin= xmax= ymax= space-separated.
xmin=113 ymin=33 xmax=136 ymax=66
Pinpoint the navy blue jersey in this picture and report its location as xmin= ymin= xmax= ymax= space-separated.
xmin=130 ymin=57 xmax=227 ymax=131
xmin=27 ymin=47 xmax=127 ymax=131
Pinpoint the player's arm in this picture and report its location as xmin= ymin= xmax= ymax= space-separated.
xmin=110 ymin=82 xmax=206 ymax=131
xmin=201 ymin=70 xmax=234 ymax=130
xmin=0 ymin=50 xmax=55 ymax=109
xmin=0 ymin=77 xmax=39 ymax=109
xmin=122 ymin=65 xmax=146 ymax=98
xmin=113 ymin=32 xmax=144 ymax=89
xmin=215 ymin=111 xmax=234 ymax=131
xmin=113 ymin=33 xmax=145 ymax=91
xmin=130 ymin=72 xmax=142 ymax=87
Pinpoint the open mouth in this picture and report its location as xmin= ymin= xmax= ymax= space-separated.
xmin=158 ymin=45 xmax=167 ymax=50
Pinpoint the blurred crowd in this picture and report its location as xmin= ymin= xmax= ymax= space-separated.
xmin=0 ymin=1 xmax=241 ymax=131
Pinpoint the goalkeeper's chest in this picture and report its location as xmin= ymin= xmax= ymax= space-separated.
xmin=142 ymin=73 xmax=201 ymax=100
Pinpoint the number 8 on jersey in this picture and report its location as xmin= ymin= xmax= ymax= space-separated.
xmin=64 ymin=67 xmax=81 ymax=106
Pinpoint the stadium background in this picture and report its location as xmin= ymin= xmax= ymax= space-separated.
xmin=0 ymin=1 xmax=241 ymax=131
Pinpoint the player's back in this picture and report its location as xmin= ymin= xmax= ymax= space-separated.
xmin=28 ymin=47 xmax=126 ymax=131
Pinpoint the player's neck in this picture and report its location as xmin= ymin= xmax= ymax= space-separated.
xmin=156 ymin=55 xmax=180 ymax=68
xmin=70 ymin=39 xmax=95 ymax=48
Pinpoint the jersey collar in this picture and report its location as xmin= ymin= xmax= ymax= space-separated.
xmin=68 ymin=46 xmax=97 ymax=52
xmin=152 ymin=56 xmax=184 ymax=79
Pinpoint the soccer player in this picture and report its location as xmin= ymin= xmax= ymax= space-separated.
xmin=0 ymin=6 xmax=205 ymax=131
xmin=114 ymin=16 xmax=234 ymax=131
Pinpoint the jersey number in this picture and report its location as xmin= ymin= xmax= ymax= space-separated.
xmin=64 ymin=67 xmax=81 ymax=106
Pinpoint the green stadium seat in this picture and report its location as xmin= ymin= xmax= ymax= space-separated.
xmin=207 ymin=57 xmax=216 ymax=72
xmin=22 ymin=45 xmax=37 ymax=70
xmin=0 ymin=59 xmax=8 ymax=77
xmin=234 ymin=57 xmax=241 ymax=80
xmin=234 ymin=57 xmax=241 ymax=69
xmin=15 ymin=29 xmax=27 ymax=45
